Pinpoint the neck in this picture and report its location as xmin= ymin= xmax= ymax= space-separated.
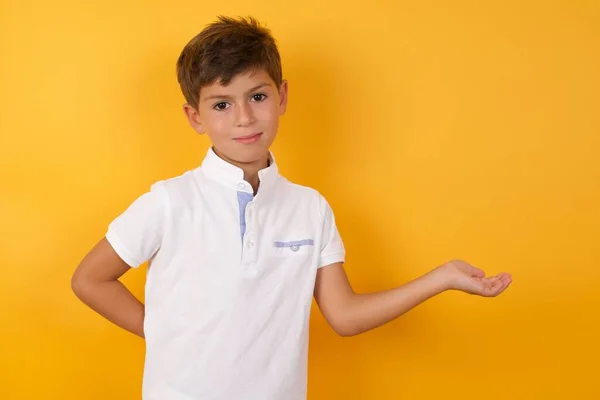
xmin=213 ymin=148 xmax=270 ymax=194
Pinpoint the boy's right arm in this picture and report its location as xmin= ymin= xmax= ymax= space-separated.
xmin=71 ymin=237 xmax=145 ymax=338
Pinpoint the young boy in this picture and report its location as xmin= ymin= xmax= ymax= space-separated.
xmin=71 ymin=15 xmax=512 ymax=400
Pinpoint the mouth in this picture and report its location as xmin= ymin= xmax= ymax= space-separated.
xmin=233 ymin=132 xmax=262 ymax=144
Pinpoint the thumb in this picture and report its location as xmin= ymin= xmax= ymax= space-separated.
xmin=465 ymin=263 xmax=485 ymax=278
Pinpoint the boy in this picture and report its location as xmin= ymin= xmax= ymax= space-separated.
xmin=71 ymin=16 xmax=512 ymax=400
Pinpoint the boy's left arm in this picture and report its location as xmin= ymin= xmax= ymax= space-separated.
xmin=313 ymin=260 xmax=512 ymax=337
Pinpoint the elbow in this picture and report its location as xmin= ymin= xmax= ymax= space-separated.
xmin=71 ymin=268 xmax=89 ymax=299
xmin=327 ymin=300 xmax=365 ymax=337
xmin=70 ymin=272 xmax=82 ymax=298
xmin=330 ymin=319 xmax=363 ymax=337
xmin=334 ymin=325 xmax=361 ymax=337
xmin=335 ymin=328 xmax=358 ymax=337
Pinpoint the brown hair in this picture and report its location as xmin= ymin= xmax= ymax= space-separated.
xmin=176 ymin=15 xmax=283 ymax=110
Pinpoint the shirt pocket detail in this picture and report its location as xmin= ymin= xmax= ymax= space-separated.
xmin=271 ymin=238 xmax=314 ymax=257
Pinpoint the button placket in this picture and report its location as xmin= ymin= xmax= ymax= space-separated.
xmin=241 ymin=201 xmax=259 ymax=266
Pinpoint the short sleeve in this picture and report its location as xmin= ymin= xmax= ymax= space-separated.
xmin=105 ymin=182 xmax=167 ymax=268
xmin=318 ymin=195 xmax=346 ymax=268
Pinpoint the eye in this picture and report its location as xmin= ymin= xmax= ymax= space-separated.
xmin=213 ymin=102 xmax=229 ymax=111
xmin=251 ymin=93 xmax=267 ymax=102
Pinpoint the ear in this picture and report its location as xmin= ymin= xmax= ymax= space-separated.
xmin=278 ymin=79 xmax=289 ymax=116
xmin=182 ymin=103 xmax=205 ymax=134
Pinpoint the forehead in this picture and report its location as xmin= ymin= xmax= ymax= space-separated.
xmin=200 ymin=69 xmax=275 ymax=99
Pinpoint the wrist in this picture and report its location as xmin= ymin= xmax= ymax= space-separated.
xmin=426 ymin=265 xmax=454 ymax=293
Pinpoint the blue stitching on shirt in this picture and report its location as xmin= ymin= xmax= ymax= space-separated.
xmin=273 ymin=239 xmax=314 ymax=248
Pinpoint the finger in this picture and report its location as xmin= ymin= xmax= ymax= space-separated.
xmin=469 ymin=272 xmax=512 ymax=296
xmin=489 ymin=275 xmax=512 ymax=296
xmin=472 ymin=276 xmax=495 ymax=287
xmin=492 ymin=282 xmax=510 ymax=296
xmin=477 ymin=275 xmax=500 ymax=284
xmin=501 ymin=275 xmax=513 ymax=289
xmin=494 ymin=273 xmax=512 ymax=288
xmin=488 ymin=272 xmax=511 ymax=285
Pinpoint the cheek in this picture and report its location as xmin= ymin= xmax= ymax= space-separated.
xmin=254 ymin=103 xmax=280 ymax=124
xmin=205 ymin=114 xmax=231 ymax=137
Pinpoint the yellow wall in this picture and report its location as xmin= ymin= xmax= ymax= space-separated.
xmin=1 ymin=1 xmax=598 ymax=399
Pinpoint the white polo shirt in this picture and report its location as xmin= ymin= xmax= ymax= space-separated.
xmin=105 ymin=147 xmax=345 ymax=400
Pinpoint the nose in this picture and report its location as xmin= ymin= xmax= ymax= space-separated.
xmin=235 ymin=102 xmax=255 ymax=127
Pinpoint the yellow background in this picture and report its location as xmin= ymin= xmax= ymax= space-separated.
xmin=1 ymin=0 xmax=599 ymax=399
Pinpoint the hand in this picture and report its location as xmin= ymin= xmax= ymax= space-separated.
xmin=437 ymin=259 xmax=512 ymax=297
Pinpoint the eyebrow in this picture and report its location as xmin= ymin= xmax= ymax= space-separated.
xmin=202 ymin=83 xmax=272 ymax=102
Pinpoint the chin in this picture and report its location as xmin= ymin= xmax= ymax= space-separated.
xmin=239 ymin=150 xmax=270 ymax=165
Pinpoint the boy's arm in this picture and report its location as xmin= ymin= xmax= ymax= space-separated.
xmin=71 ymin=238 xmax=145 ymax=338
xmin=313 ymin=260 xmax=512 ymax=337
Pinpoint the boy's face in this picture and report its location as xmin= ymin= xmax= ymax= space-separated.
xmin=183 ymin=69 xmax=288 ymax=168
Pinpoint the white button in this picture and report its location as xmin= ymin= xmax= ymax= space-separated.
xmin=237 ymin=183 xmax=245 ymax=190
xmin=247 ymin=240 xmax=255 ymax=248
xmin=290 ymin=245 xmax=299 ymax=252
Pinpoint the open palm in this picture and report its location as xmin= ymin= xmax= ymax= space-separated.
xmin=442 ymin=260 xmax=512 ymax=297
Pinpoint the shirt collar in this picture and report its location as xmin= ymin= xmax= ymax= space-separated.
xmin=199 ymin=147 xmax=280 ymax=195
